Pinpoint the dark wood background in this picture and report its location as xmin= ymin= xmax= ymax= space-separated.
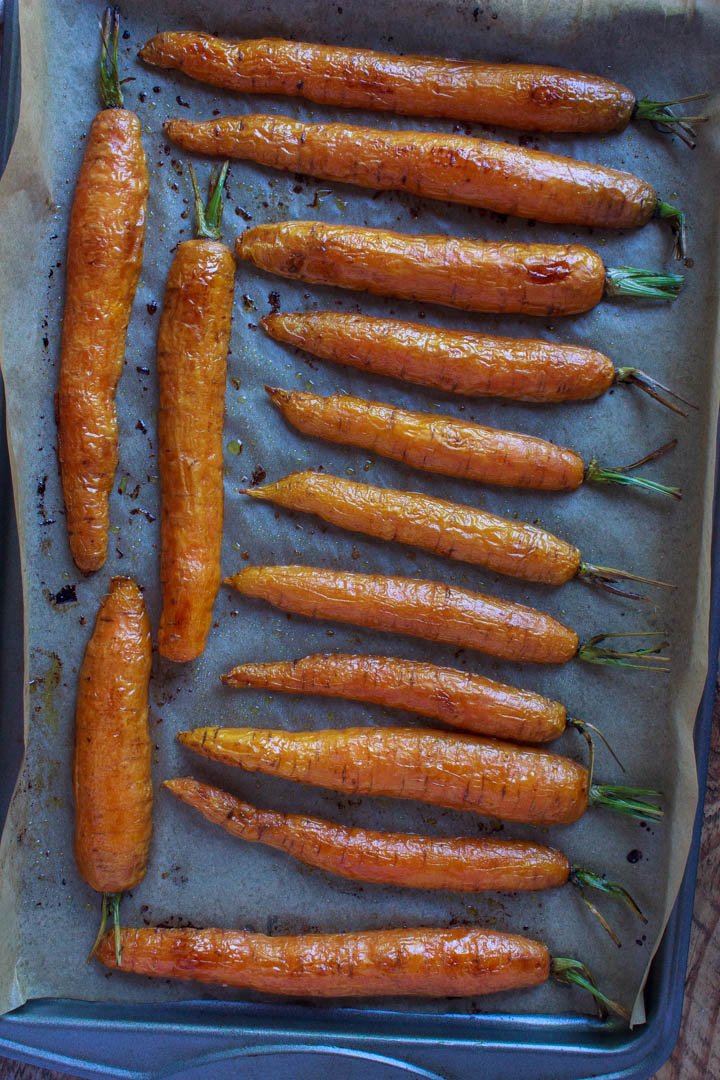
xmin=0 ymin=689 xmax=717 ymax=1080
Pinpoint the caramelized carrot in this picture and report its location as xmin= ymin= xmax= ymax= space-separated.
xmin=263 ymin=311 xmax=691 ymax=414
xmin=222 ymin=653 xmax=568 ymax=742
xmin=157 ymin=164 xmax=235 ymax=662
xmin=178 ymin=726 xmax=661 ymax=826
xmin=56 ymin=9 xmax=148 ymax=573
xmin=226 ymin=565 xmax=672 ymax=672
xmin=236 ymin=222 xmax=682 ymax=317
xmin=166 ymin=114 xmax=684 ymax=250
xmin=267 ymin=389 xmax=680 ymax=499
xmin=141 ymin=31 xmax=703 ymax=147
xmin=74 ymin=576 xmax=153 ymax=955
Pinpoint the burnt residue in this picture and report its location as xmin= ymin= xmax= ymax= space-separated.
xmin=52 ymin=584 xmax=77 ymax=606
xmin=130 ymin=507 xmax=157 ymax=523
xmin=250 ymin=465 xmax=267 ymax=486
xmin=146 ymin=301 xmax=158 ymax=315
xmin=268 ymin=291 xmax=281 ymax=313
xmin=37 ymin=475 xmax=56 ymax=526
xmin=627 ymin=849 xmax=643 ymax=863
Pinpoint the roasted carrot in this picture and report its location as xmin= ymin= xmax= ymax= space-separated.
xmin=178 ymin=726 xmax=662 ymax=826
xmin=166 ymin=114 xmax=685 ymax=254
xmin=165 ymin=777 xmax=645 ymax=937
xmin=95 ymin=923 xmax=628 ymax=1016
xmin=267 ymin=389 xmax=681 ymax=499
xmin=263 ymin=311 xmax=693 ymax=415
xmin=141 ymin=30 xmax=705 ymax=146
xmin=158 ymin=163 xmax=235 ymax=663
xmin=74 ymin=576 xmax=153 ymax=960
xmin=56 ymin=8 xmax=148 ymax=573
xmin=244 ymin=472 xmax=671 ymax=596
xmin=226 ymin=564 xmax=671 ymax=671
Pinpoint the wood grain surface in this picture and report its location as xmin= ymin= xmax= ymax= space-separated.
xmin=0 ymin=689 xmax=717 ymax=1080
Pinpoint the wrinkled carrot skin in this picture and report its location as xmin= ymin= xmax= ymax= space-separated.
xmin=227 ymin=565 xmax=580 ymax=665
xmin=222 ymin=653 xmax=567 ymax=742
xmin=167 ymin=114 xmax=655 ymax=230
xmin=56 ymin=110 xmax=148 ymax=573
xmin=140 ymin=33 xmax=634 ymax=134
xmin=97 ymin=923 xmax=550 ymax=997
xmin=158 ymin=240 xmax=235 ymax=662
xmin=179 ymin=726 xmax=589 ymax=825
xmin=166 ymin=777 xmax=571 ymax=890
xmin=268 ymin=389 xmax=585 ymax=492
xmin=247 ymin=471 xmax=581 ymax=583
xmin=263 ymin=311 xmax=616 ymax=403
xmin=74 ymin=577 xmax=153 ymax=893
xmin=237 ymin=222 xmax=606 ymax=318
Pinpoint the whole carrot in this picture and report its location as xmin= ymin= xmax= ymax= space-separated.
xmin=95 ymin=923 xmax=627 ymax=1016
xmin=74 ymin=577 xmax=153 ymax=960
xmin=245 ymin=472 xmax=671 ymax=596
xmin=237 ymin=222 xmax=682 ymax=318
xmin=166 ymin=114 xmax=685 ymax=254
xmin=226 ymin=564 xmax=670 ymax=671
xmin=267 ymin=389 xmax=681 ymax=499
xmin=178 ymin=726 xmax=662 ymax=826
xmin=263 ymin=311 xmax=692 ymax=415
xmin=166 ymin=777 xmax=645 ymax=942
xmin=140 ymin=31 xmax=705 ymax=145
xmin=158 ymin=163 xmax=235 ymax=663
xmin=56 ymin=8 xmax=148 ymax=573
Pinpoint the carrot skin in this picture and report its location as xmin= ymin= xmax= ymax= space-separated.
xmin=165 ymin=777 xmax=571 ymax=891
xmin=222 ymin=653 xmax=568 ymax=743
xmin=267 ymin=389 xmax=586 ymax=492
xmin=246 ymin=471 xmax=582 ymax=583
xmin=141 ymin=33 xmax=634 ymax=134
xmin=57 ymin=109 xmax=148 ymax=573
xmin=237 ymin=221 xmax=606 ymax=318
xmin=178 ymin=726 xmax=589 ymax=826
xmin=97 ymin=923 xmax=549 ymax=996
xmin=167 ymin=114 xmax=656 ymax=230
xmin=262 ymin=311 xmax=616 ymax=403
xmin=74 ymin=577 xmax=153 ymax=893
xmin=158 ymin=239 xmax=235 ymax=662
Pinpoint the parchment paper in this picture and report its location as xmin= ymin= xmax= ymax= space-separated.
xmin=0 ymin=0 xmax=718 ymax=1028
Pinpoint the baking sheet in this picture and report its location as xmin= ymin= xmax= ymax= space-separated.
xmin=0 ymin=0 xmax=718 ymax=1027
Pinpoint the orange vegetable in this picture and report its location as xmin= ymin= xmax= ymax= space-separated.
xmin=74 ymin=575 xmax=153 ymax=955
xmin=158 ymin=164 xmax=235 ymax=662
xmin=56 ymin=10 xmax=148 ymax=573
xmin=222 ymin=653 xmax=568 ymax=742
xmin=140 ymin=31 xmax=702 ymax=147
xmin=178 ymin=725 xmax=661 ymax=826
xmin=236 ymin=222 xmax=682 ymax=317
xmin=263 ymin=311 xmax=691 ymax=414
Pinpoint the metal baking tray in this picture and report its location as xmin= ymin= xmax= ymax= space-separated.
xmin=0 ymin=0 xmax=716 ymax=1074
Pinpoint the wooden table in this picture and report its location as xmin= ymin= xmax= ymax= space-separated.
xmin=1 ymin=693 xmax=718 ymax=1080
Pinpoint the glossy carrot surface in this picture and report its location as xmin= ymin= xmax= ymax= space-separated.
xmin=262 ymin=311 xmax=616 ymax=403
xmin=237 ymin=221 xmax=606 ymax=317
xmin=158 ymin=238 xmax=235 ymax=662
xmin=141 ymin=33 xmax=635 ymax=133
xmin=166 ymin=777 xmax=571 ymax=890
xmin=267 ymin=389 xmax=585 ymax=491
xmin=178 ymin=726 xmax=589 ymax=825
xmin=227 ymin=565 xmax=579 ymax=664
xmin=166 ymin=113 xmax=656 ymax=229
xmin=97 ymin=923 xmax=550 ymax=996
xmin=246 ymin=471 xmax=582 ymax=582
xmin=56 ymin=108 xmax=147 ymax=572
xmin=74 ymin=577 xmax=153 ymax=893
xmin=222 ymin=653 xmax=567 ymax=742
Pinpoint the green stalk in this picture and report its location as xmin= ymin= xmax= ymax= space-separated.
xmin=614 ymin=367 xmax=696 ymax=418
xmin=655 ymin=201 xmax=687 ymax=260
xmin=634 ymin=93 xmax=709 ymax=149
xmin=604 ymin=266 xmax=683 ymax=302
xmin=568 ymin=718 xmax=625 ymax=774
xmin=577 ymin=561 xmax=675 ymax=601
xmin=589 ymin=784 xmax=664 ymax=821
xmin=99 ymin=7 xmax=123 ymax=110
xmin=190 ymin=161 xmax=230 ymax=241
xmin=578 ymin=631 xmax=670 ymax=672
xmin=570 ymin=867 xmax=647 ymax=924
xmin=552 ymin=957 xmax=630 ymax=1021
xmin=585 ymin=438 xmax=681 ymax=500
xmin=88 ymin=891 xmax=123 ymax=963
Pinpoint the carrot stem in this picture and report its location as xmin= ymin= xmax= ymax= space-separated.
xmin=589 ymin=784 xmax=664 ymax=821
xmin=578 ymin=562 xmax=675 ymax=601
xmin=634 ymin=93 xmax=709 ymax=149
xmin=604 ymin=266 xmax=683 ymax=301
xmin=99 ymin=7 xmax=123 ymax=110
xmin=585 ymin=439 xmax=681 ymax=500
xmin=570 ymin=867 xmax=647 ymax=924
xmin=552 ymin=957 xmax=630 ymax=1021
xmin=655 ymin=201 xmax=687 ymax=260
xmin=615 ymin=368 xmax=696 ymax=417
xmin=88 ymin=891 xmax=123 ymax=963
xmin=578 ymin=631 xmax=670 ymax=672
xmin=568 ymin=718 xmax=625 ymax=774
xmin=189 ymin=161 xmax=229 ymax=241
